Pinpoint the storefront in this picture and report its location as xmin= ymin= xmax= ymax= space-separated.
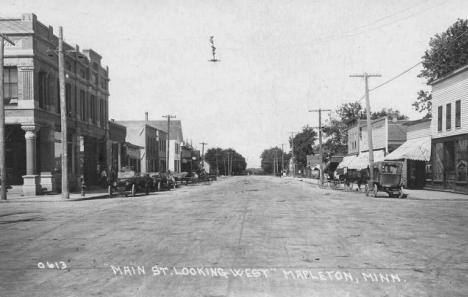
xmin=430 ymin=135 xmax=468 ymax=193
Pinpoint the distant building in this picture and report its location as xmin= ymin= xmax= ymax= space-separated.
xmin=1 ymin=13 xmax=110 ymax=195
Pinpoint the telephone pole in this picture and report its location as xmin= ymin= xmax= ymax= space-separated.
xmin=288 ymin=132 xmax=297 ymax=177
xmin=162 ymin=115 xmax=176 ymax=173
xmin=350 ymin=73 xmax=381 ymax=189
xmin=280 ymin=143 xmax=285 ymax=176
xmin=0 ymin=33 xmax=15 ymax=200
xmin=58 ymin=27 xmax=69 ymax=199
xmin=226 ymin=152 xmax=231 ymax=176
xmin=214 ymin=153 xmax=219 ymax=176
xmin=309 ymin=108 xmax=331 ymax=184
xmin=200 ymin=142 xmax=207 ymax=169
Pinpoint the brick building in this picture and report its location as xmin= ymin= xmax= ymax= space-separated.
xmin=1 ymin=13 xmax=110 ymax=194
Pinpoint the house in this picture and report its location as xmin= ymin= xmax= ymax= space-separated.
xmin=384 ymin=118 xmax=431 ymax=188
xmin=1 ymin=13 xmax=110 ymax=195
xmin=427 ymin=65 xmax=468 ymax=194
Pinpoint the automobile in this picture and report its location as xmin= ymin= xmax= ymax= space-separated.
xmin=109 ymin=167 xmax=153 ymax=197
xmin=148 ymin=172 xmax=176 ymax=191
xmin=364 ymin=161 xmax=406 ymax=198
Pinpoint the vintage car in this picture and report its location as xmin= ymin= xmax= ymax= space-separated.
xmin=364 ymin=161 xmax=406 ymax=198
xmin=109 ymin=167 xmax=153 ymax=197
xmin=148 ymin=172 xmax=176 ymax=191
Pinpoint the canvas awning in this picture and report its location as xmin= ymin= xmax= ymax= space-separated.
xmin=336 ymin=155 xmax=357 ymax=169
xmin=348 ymin=150 xmax=386 ymax=170
xmin=384 ymin=137 xmax=431 ymax=161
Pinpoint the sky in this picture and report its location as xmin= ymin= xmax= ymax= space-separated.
xmin=2 ymin=0 xmax=467 ymax=168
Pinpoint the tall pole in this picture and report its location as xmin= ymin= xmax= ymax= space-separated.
xmin=350 ymin=73 xmax=381 ymax=189
xmin=59 ymin=27 xmax=69 ymax=199
xmin=309 ymin=109 xmax=331 ymax=184
xmin=214 ymin=153 xmax=219 ymax=176
xmin=162 ymin=115 xmax=176 ymax=173
xmin=200 ymin=142 xmax=207 ymax=168
xmin=230 ymin=151 xmax=233 ymax=176
xmin=288 ymin=132 xmax=297 ymax=178
xmin=280 ymin=143 xmax=285 ymax=175
xmin=0 ymin=33 xmax=15 ymax=200
xmin=223 ymin=158 xmax=226 ymax=176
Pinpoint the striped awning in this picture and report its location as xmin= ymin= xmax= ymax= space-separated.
xmin=384 ymin=137 xmax=431 ymax=161
xmin=348 ymin=150 xmax=386 ymax=170
xmin=336 ymin=155 xmax=357 ymax=169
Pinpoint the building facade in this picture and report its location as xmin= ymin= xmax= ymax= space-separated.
xmin=1 ymin=13 xmax=110 ymax=194
xmin=428 ymin=65 xmax=468 ymax=193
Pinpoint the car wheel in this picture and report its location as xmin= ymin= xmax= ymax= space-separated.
xmin=373 ymin=184 xmax=378 ymax=198
xmin=132 ymin=184 xmax=136 ymax=196
xmin=108 ymin=186 xmax=113 ymax=198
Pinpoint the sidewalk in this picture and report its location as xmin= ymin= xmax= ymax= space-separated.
xmin=0 ymin=188 xmax=110 ymax=203
xmin=286 ymin=176 xmax=468 ymax=201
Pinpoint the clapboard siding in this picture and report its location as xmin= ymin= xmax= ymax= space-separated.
xmin=407 ymin=120 xmax=431 ymax=140
xmin=361 ymin=117 xmax=387 ymax=151
xmin=431 ymin=67 xmax=468 ymax=139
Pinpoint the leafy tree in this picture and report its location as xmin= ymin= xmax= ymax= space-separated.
xmin=290 ymin=126 xmax=317 ymax=168
xmin=260 ymin=147 xmax=291 ymax=174
xmin=205 ymin=147 xmax=247 ymax=175
xmin=414 ymin=18 xmax=468 ymax=117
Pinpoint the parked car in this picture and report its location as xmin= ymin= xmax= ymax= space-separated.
xmin=109 ymin=167 xmax=153 ymax=197
xmin=149 ymin=172 xmax=176 ymax=191
xmin=364 ymin=161 xmax=405 ymax=198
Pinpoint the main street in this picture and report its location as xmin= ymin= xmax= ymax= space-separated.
xmin=1 ymin=176 xmax=467 ymax=296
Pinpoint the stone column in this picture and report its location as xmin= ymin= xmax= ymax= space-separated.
xmin=39 ymin=125 xmax=55 ymax=193
xmin=22 ymin=124 xmax=40 ymax=196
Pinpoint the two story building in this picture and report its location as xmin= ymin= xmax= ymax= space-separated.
xmin=1 ymin=13 xmax=110 ymax=194
xmin=428 ymin=65 xmax=468 ymax=193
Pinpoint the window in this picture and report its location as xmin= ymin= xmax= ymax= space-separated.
xmin=66 ymin=83 xmax=72 ymax=116
xmin=455 ymin=100 xmax=461 ymax=128
xmin=3 ymin=67 xmax=18 ymax=104
xmin=80 ymin=90 xmax=86 ymax=121
xmin=438 ymin=106 xmax=443 ymax=131
xmin=446 ymin=103 xmax=451 ymax=130
xmin=38 ymin=71 xmax=47 ymax=108
xmin=90 ymin=95 xmax=96 ymax=123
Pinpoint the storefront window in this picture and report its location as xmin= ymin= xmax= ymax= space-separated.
xmin=456 ymin=140 xmax=467 ymax=182
xmin=434 ymin=142 xmax=444 ymax=181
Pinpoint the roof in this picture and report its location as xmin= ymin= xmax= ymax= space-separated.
xmin=402 ymin=118 xmax=432 ymax=126
xmin=347 ymin=150 xmax=386 ymax=170
xmin=384 ymin=137 xmax=431 ymax=161
xmin=116 ymin=120 xmax=182 ymax=140
xmin=429 ymin=64 xmax=468 ymax=86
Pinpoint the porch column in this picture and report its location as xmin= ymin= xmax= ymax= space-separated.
xmin=22 ymin=124 xmax=40 ymax=196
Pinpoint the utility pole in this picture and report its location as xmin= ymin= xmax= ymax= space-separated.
xmin=288 ymin=132 xmax=297 ymax=178
xmin=162 ymin=115 xmax=176 ymax=173
xmin=272 ymin=149 xmax=279 ymax=176
xmin=214 ymin=153 xmax=219 ymax=176
xmin=226 ymin=152 xmax=230 ymax=176
xmin=350 ymin=73 xmax=381 ymax=190
xmin=309 ymin=108 xmax=331 ymax=184
xmin=58 ymin=27 xmax=69 ymax=199
xmin=200 ymin=142 xmax=207 ymax=168
xmin=280 ymin=143 xmax=285 ymax=176
xmin=223 ymin=157 xmax=226 ymax=176
xmin=230 ymin=151 xmax=233 ymax=176
xmin=0 ymin=33 xmax=15 ymax=200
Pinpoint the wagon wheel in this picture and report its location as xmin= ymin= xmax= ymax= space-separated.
xmin=365 ymin=184 xmax=369 ymax=196
xmin=132 ymin=184 xmax=136 ymax=196
xmin=108 ymin=185 xmax=113 ymax=198
xmin=399 ymin=185 xmax=404 ymax=199
xmin=372 ymin=184 xmax=378 ymax=198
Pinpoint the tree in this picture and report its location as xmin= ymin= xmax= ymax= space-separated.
xmin=205 ymin=148 xmax=247 ymax=175
xmin=260 ymin=147 xmax=291 ymax=174
xmin=290 ymin=126 xmax=317 ymax=168
xmin=414 ymin=19 xmax=468 ymax=117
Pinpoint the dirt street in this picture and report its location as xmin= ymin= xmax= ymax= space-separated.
xmin=1 ymin=176 xmax=467 ymax=296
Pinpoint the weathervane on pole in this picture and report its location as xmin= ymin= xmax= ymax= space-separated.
xmin=208 ymin=36 xmax=220 ymax=62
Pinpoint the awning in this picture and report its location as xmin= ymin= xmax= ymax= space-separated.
xmin=336 ymin=155 xmax=357 ymax=169
xmin=384 ymin=137 xmax=431 ymax=161
xmin=348 ymin=150 xmax=385 ymax=170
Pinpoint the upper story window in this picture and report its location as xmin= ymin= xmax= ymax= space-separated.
xmin=455 ymin=100 xmax=461 ymax=128
xmin=438 ymin=106 xmax=443 ymax=131
xmin=446 ymin=103 xmax=451 ymax=130
xmin=3 ymin=67 xmax=18 ymax=104
xmin=80 ymin=90 xmax=86 ymax=121
xmin=38 ymin=71 xmax=48 ymax=109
